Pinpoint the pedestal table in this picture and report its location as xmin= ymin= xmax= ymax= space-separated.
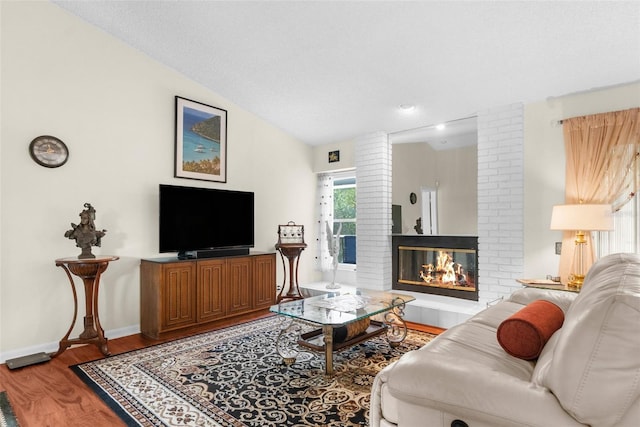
xmin=275 ymin=243 xmax=306 ymax=302
xmin=52 ymin=255 xmax=119 ymax=357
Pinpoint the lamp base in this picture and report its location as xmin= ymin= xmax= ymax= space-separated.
xmin=568 ymin=273 xmax=585 ymax=290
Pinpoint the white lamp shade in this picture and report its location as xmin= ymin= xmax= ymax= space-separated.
xmin=550 ymin=204 xmax=614 ymax=231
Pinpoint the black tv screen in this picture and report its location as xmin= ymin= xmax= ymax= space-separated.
xmin=159 ymin=184 xmax=254 ymax=257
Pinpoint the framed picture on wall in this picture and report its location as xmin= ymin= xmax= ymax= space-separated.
xmin=175 ymin=96 xmax=227 ymax=183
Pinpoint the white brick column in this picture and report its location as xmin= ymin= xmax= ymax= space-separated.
xmin=355 ymin=132 xmax=392 ymax=290
xmin=477 ymin=104 xmax=525 ymax=304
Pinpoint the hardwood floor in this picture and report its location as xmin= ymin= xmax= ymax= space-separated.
xmin=0 ymin=311 xmax=443 ymax=427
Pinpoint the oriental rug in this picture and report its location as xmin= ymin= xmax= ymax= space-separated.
xmin=71 ymin=316 xmax=435 ymax=427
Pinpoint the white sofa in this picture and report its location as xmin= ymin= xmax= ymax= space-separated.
xmin=370 ymin=253 xmax=640 ymax=427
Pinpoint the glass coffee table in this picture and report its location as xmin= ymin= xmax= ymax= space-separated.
xmin=269 ymin=289 xmax=415 ymax=374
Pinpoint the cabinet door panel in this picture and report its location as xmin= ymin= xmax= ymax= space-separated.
xmin=253 ymin=254 xmax=276 ymax=309
xmin=198 ymin=259 xmax=225 ymax=321
xmin=226 ymin=258 xmax=251 ymax=314
xmin=163 ymin=264 xmax=196 ymax=328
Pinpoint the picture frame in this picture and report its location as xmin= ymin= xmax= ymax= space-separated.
xmin=175 ymin=96 xmax=227 ymax=183
xmin=328 ymin=150 xmax=340 ymax=163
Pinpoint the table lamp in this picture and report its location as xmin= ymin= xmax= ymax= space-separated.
xmin=550 ymin=204 xmax=614 ymax=289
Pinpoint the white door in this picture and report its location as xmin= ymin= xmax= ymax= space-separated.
xmin=421 ymin=187 xmax=438 ymax=235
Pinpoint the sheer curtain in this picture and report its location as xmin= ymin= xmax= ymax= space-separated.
xmin=559 ymin=107 xmax=640 ymax=282
xmin=596 ymin=197 xmax=638 ymax=257
xmin=316 ymin=173 xmax=334 ymax=271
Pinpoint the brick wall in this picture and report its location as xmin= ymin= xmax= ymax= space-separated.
xmin=355 ymin=132 xmax=392 ymax=290
xmin=353 ymin=106 xmax=525 ymax=306
xmin=477 ymin=103 xmax=525 ymax=304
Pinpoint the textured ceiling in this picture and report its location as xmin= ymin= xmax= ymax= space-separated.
xmin=52 ymin=1 xmax=640 ymax=147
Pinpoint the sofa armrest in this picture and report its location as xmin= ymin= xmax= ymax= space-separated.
xmin=370 ymin=362 xmax=395 ymax=427
xmin=387 ymin=351 xmax=583 ymax=427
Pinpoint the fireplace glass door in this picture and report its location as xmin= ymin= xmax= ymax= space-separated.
xmin=392 ymin=236 xmax=478 ymax=301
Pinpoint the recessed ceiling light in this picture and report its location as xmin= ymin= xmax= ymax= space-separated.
xmin=399 ymin=104 xmax=416 ymax=113
xmin=436 ymin=123 xmax=446 ymax=130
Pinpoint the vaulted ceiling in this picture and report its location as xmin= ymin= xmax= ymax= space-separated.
xmin=53 ymin=1 xmax=640 ymax=147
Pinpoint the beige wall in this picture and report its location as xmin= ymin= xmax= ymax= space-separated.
xmin=523 ymin=81 xmax=640 ymax=279
xmin=431 ymin=145 xmax=478 ymax=235
xmin=0 ymin=2 xmax=318 ymax=360
xmin=392 ymin=143 xmax=477 ymax=235
xmin=312 ymin=139 xmax=355 ymax=173
xmin=392 ymin=143 xmax=436 ymax=234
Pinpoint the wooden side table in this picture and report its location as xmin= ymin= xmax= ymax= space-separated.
xmin=275 ymin=243 xmax=306 ymax=302
xmin=52 ymin=256 xmax=119 ymax=357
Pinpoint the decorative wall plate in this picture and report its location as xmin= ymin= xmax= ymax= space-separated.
xmin=29 ymin=135 xmax=69 ymax=168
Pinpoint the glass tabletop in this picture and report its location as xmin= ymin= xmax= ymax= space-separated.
xmin=269 ymin=288 xmax=415 ymax=326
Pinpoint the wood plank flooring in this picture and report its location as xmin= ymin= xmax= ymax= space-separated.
xmin=0 ymin=311 xmax=443 ymax=427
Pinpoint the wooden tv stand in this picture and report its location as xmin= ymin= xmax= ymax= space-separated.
xmin=140 ymin=252 xmax=276 ymax=339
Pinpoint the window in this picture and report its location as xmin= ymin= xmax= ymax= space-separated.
xmin=317 ymin=170 xmax=357 ymax=270
xmin=596 ymin=197 xmax=639 ymax=257
xmin=332 ymin=174 xmax=356 ymax=264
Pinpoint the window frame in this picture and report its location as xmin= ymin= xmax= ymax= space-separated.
xmin=595 ymin=196 xmax=639 ymax=257
xmin=331 ymin=171 xmax=357 ymax=269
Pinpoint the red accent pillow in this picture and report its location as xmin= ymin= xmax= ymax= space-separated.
xmin=497 ymin=300 xmax=565 ymax=360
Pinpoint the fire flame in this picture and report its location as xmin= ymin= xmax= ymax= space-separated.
xmin=419 ymin=251 xmax=468 ymax=286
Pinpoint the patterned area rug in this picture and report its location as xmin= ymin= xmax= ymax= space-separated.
xmin=0 ymin=391 xmax=20 ymax=427
xmin=72 ymin=316 xmax=435 ymax=426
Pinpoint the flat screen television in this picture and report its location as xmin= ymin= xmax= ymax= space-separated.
xmin=159 ymin=184 xmax=254 ymax=259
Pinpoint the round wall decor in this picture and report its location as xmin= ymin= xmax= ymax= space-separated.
xmin=29 ymin=135 xmax=69 ymax=168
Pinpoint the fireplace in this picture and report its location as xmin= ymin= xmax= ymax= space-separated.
xmin=392 ymin=235 xmax=479 ymax=301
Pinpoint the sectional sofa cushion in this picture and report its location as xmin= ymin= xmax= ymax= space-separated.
xmin=497 ymin=299 xmax=564 ymax=360
xmin=542 ymin=253 xmax=640 ymax=426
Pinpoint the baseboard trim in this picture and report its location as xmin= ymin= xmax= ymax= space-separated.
xmin=0 ymin=324 xmax=140 ymax=364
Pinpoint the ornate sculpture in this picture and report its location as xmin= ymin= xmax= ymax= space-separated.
xmin=64 ymin=203 xmax=107 ymax=259
xmin=326 ymin=221 xmax=342 ymax=289
xmin=414 ymin=217 xmax=423 ymax=235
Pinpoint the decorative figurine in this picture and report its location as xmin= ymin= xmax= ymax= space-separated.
xmin=414 ymin=217 xmax=423 ymax=235
xmin=64 ymin=203 xmax=107 ymax=259
xmin=326 ymin=221 xmax=342 ymax=289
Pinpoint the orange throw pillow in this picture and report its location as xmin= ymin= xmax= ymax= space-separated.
xmin=497 ymin=300 xmax=565 ymax=360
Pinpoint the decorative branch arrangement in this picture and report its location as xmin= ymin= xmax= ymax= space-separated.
xmin=326 ymin=221 xmax=342 ymax=289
